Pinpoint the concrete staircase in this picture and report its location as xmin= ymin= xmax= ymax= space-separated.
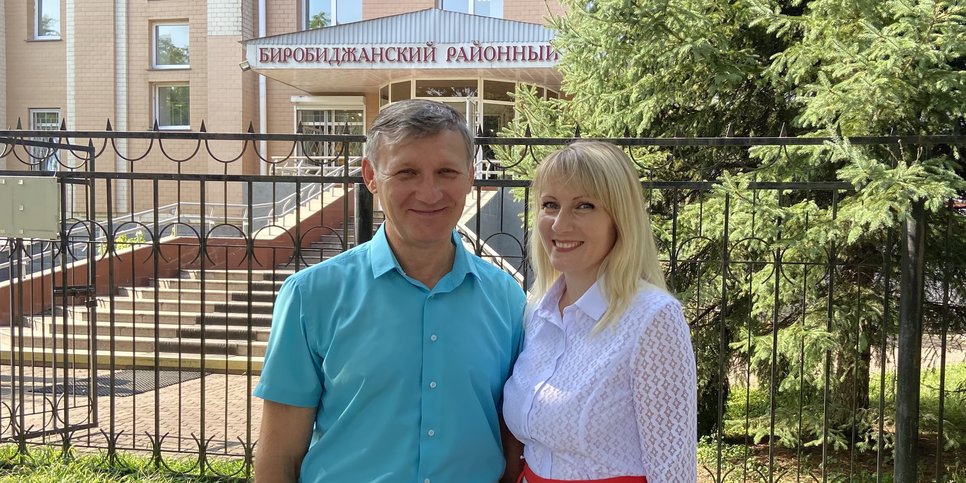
xmin=6 ymin=217 xmax=380 ymax=374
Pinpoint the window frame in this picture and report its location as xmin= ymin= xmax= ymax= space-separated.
xmin=28 ymin=109 xmax=62 ymax=171
xmin=442 ymin=0 xmax=504 ymax=18
xmin=154 ymin=84 xmax=191 ymax=131
xmin=34 ymin=0 xmax=61 ymax=40
xmin=302 ymin=0 xmax=361 ymax=30
xmin=290 ymin=97 xmax=366 ymax=164
xmin=152 ymin=22 xmax=191 ymax=69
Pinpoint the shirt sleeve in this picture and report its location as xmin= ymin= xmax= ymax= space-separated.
xmin=632 ymin=298 xmax=697 ymax=482
xmin=253 ymin=276 xmax=325 ymax=408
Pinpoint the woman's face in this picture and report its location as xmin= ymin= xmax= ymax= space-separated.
xmin=537 ymin=181 xmax=618 ymax=285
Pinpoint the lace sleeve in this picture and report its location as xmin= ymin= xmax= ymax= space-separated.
xmin=632 ymin=299 xmax=697 ymax=482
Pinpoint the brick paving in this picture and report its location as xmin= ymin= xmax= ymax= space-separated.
xmin=1 ymin=364 xmax=262 ymax=458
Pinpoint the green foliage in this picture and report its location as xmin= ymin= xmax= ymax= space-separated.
xmin=156 ymin=36 xmax=188 ymax=66
xmin=97 ymin=230 xmax=146 ymax=257
xmin=38 ymin=15 xmax=58 ymax=37
xmin=502 ymin=0 xmax=966 ymax=447
xmin=308 ymin=11 xmax=329 ymax=29
xmin=726 ymin=362 xmax=966 ymax=453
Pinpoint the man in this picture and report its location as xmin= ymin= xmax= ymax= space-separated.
xmin=254 ymin=99 xmax=526 ymax=483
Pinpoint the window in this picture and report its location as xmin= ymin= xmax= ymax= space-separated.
xmin=442 ymin=0 xmax=503 ymax=18
xmin=29 ymin=109 xmax=61 ymax=171
xmin=153 ymin=23 xmax=189 ymax=68
xmin=304 ymin=0 xmax=362 ymax=29
xmin=155 ymin=85 xmax=190 ymax=130
xmin=296 ymin=106 xmax=365 ymax=159
xmin=415 ymin=79 xmax=478 ymax=98
xmin=35 ymin=0 xmax=61 ymax=39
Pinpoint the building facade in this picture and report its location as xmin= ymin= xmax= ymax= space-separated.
xmin=2 ymin=1 xmax=566 ymax=167
xmin=2 ymin=1 xmax=565 ymax=217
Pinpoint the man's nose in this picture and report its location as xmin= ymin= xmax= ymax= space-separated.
xmin=414 ymin=175 xmax=444 ymax=203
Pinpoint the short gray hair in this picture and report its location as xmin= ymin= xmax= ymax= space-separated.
xmin=365 ymin=99 xmax=474 ymax=169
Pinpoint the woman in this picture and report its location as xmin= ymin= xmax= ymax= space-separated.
xmin=503 ymin=141 xmax=697 ymax=482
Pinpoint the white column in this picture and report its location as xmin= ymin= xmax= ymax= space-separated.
xmin=114 ymin=0 xmax=129 ymax=213
xmin=65 ymin=0 xmax=75 ymax=130
xmin=0 ymin=0 xmax=7 ymax=133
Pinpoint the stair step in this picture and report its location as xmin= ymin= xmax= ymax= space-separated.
xmin=118 ymin=286 xmax=278 ymax=303
xmin=53 ymin=308 xmax=274 ymax=326
xmin=26 ymin=318 xmax=271 ymax=341
xmin=153 ymin=278 xmax=284 ymax=292
xmin=3 ymin=219 xmax=394 ymax=375
xmin=7 ymin=332 xmax=267 ymax=357
xmin=180 ymin=269 xmax=294 ymax=282
xmin=0 ymin=347 xmax=261 ymax=374
xmin=94 ymin=298 xmax=275 ymax=314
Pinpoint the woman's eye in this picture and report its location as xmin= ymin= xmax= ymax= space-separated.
xmin=541 ymin=201 xmax=559 ymax=210
xmin=577 ymin=202 xmax=595 ymax=210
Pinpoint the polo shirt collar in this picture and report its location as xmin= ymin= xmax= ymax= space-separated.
xmin=369 ymin=224 xmax=478 ymax=286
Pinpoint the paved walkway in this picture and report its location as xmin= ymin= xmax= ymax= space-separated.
xmin=1 ymin=364 xmax=261 ymax=458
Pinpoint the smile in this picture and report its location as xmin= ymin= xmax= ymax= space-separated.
xmin=553 ymin=240 xmax=582 ymax=250
xmin=411 ymin=207 xmax=447 ymax=216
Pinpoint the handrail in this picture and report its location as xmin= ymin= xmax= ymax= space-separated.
xmin=0 ymin=156 xmax=365 ymax=280
xmin=456 ymin=222 xmax=525 ymax=286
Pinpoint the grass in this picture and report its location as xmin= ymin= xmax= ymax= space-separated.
xmin=0 ymin=446 xmax=248 ymax=482
xmin=707 ymin=361 xmax=966 ymax=481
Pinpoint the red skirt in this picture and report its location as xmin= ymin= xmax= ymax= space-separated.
xmin=517 ymin=463 xmax=647 ymax=483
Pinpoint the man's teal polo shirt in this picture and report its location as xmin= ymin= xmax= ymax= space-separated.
xmin=254 ymin=225 xmax=526 ymax=483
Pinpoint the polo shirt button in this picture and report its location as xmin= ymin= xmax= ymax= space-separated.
xmin=427 ymin=429 xmax=435 ymax=437
xmin=429 ymin=381 xmax=437 ymax=389
xmin=430 ymin=334 xmax=438 ymax=342
xmin=424 ymin=479 xmax=430 ymax=483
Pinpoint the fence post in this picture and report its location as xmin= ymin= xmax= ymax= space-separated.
xmin=354 ymin=183 xmax=373 ymax=245
xmin=895 ymin=200 xmax=926 ymax=482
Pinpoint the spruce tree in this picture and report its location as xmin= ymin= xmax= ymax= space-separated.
xmin=502 ymin=0 xmax=966 ymax=449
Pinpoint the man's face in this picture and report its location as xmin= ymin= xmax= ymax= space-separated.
xmin=362 ymin=130 xmax=474 ymax=253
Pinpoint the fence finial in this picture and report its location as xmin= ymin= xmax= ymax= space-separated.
xmin=16 ymin=117 xmax=22 ymax=130
xmin=524 ymin=125 xmax=532 ymax=138
xmin=153 ymin=119 xmax=160 ymax=131
xmin=200 ymin=120 xmax=207 ymax=132
xmin=106 ymin=119 xmax=114 ymax=131
xmin=60 ymin=119 xmax=67 ymax=130
xmin=779 ymin=123 xmax=787 ymax=137
xmin=574 ymin=124 xmax=581 ymax=138
xmin=623 ymin=126 xmax=631 ymax=138
xmin=247 ymin=121 xmax=255 ymax=133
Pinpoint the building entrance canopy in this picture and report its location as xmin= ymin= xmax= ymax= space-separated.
xmin=242 ymin=8 xmax=562 ymax=93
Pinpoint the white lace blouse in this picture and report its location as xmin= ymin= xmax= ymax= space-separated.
xmin=502 ymin=278 xmax=697 ymax=482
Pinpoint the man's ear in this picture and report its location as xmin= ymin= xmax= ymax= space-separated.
xmin=464 ymin=161 xmax=476 ymax=195
xmin=361 ymin=158 xmax=378 ymax=193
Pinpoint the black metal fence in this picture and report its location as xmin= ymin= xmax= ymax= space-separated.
xmin=0 ymin=128 xmax=963 ymax=481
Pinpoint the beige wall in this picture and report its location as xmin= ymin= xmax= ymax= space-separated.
xmin=73 ymin=0 xmax=116 ymax=130
xmin=506 ymin=0 xmax=568 ymax=24
xmin=5 ymin=0 xmax=67 ymax=135
xmin=2 ymin=0 xmax=564 ymax=181
xmin=364 ymin=0 xmax=435 ymax=20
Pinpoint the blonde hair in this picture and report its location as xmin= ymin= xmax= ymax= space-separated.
xmin=529 ymin=141 xmax=667 ymax=332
